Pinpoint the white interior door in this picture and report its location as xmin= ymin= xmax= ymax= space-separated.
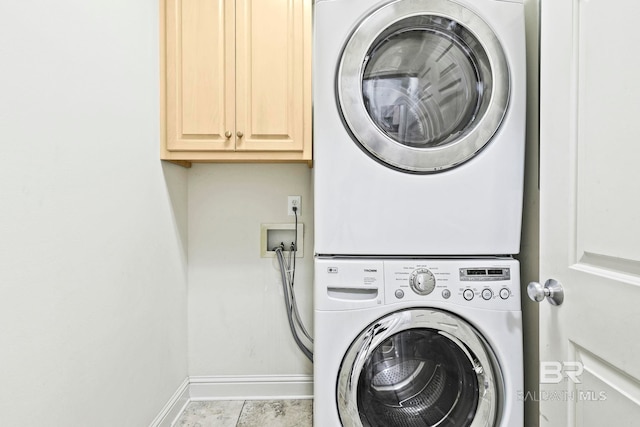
xmin=538 ymin=0 xmax=640 ymax=425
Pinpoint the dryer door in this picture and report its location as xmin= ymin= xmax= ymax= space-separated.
xmin=338 ymin=0 xmax=509 ymax=173
xmin=337 ymin=309 xmax=502 ymax=427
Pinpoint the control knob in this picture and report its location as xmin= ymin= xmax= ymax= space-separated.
xmin=409 ymin=268 xmax=436 ymax=296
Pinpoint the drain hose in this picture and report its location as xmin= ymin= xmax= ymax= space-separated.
xmin=275 ymin=247 xmax=313 ymax=362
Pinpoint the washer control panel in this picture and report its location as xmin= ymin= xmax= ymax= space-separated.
xmin=383 ymin=259 xmax=520 ymax=310
xmin=314 ymin=258 xmax=521 ymax=311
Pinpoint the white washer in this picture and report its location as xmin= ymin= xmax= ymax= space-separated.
xmin=314 ymin=257 xmax=523 ymax=427
xmin=313 ymin=0 xmax=526 ymax=256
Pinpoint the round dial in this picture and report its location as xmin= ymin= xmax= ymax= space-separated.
xmin=409 ymin=268 xmax=436 ymax=296
xmin=463 ymin=289 xmax=475 ymax=301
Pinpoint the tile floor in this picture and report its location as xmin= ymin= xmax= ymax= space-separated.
xmin=174 ymin=400 xmax=313 ymax=427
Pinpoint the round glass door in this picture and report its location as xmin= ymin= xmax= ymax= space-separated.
xmin=338 ymin=0 xmax=509 ymax=172
xmin=337 ymin=309 xmax=502 ymax=427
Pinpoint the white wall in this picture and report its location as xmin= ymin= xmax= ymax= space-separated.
xmin=0 ymin=1 xmax=189 ymax=426
xmin=188 ymin=164 xmax=314 ymax=379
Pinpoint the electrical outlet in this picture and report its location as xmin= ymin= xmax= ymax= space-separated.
xmin=288 ymin=196 xmax=301 ymax=216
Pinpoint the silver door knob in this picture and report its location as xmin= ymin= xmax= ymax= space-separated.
xmin=236 ymin=131 xmax=244 ymax=138
xmin=224 ymin=131 xmax=232 ymax=139
xmin=527 ymin=279 xmax=564 ymax=306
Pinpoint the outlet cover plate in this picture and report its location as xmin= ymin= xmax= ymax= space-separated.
xmin=288 ymin=196 xmax=301 ymax=216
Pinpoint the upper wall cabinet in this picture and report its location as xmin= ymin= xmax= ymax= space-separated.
xmin=161 ymin=0 xmax=312 ymax=164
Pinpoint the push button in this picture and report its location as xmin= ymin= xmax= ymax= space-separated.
xmin=442 ymin=289 xmax=451 ymax=299
xmin=481 ymin=289 xmax=493 ymax=300
xmin=395 ymin=289 xmax=405 ymax=299
xmin=499 ymin=288 xmax=511 ymax=299
xmin=463 ymin=289 xmax=474 ymax=301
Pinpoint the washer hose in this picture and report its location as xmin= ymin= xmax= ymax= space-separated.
xmin=275 ymin=246 xmax=313 ymax=362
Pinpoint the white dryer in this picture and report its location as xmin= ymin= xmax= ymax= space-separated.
xmin=313 ymin=0 xmax=526 ymax=256
xmin=313 ymin=257 xmax=524 ymax=426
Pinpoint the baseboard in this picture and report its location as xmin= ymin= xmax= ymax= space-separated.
xmin=149 ymin=377 xmax=190 ymax=427
xmin=189 ymin=374 xmax=314 ymax=401
xmin=150 ymin=374 xmax=314 ymax=426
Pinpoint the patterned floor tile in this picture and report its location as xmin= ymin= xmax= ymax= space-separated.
xmin=175 ymin=400 xmax=244 ymax=427
xmin=236 ymin=400 xmax=313 ymax=427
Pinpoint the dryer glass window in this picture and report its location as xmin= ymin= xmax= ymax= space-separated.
xmin=356 ymin=328 xmax=479 ymax=427
xmin=362 ymin=16 xmax=492 ymax=148
xmin=337 ymin=0 xmax=510 ymax=173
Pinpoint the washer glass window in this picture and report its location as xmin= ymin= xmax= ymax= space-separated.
xmin=337 ymin=309 xmax=501 ymax=427
xmin=357 ymin=329 xmax=479 ymax=426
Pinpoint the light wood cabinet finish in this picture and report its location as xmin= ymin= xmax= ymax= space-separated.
xmin=161 ymin=0 xmax=312 ymax=164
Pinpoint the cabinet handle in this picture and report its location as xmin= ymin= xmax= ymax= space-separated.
xmin=224 ymin=131 xmax=232 ymax=139
xmin=236 ymin=131 xmax=244 ymax=138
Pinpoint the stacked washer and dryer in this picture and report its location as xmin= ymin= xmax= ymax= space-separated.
xmin=313 ymin=0 xmax=526 ymax=426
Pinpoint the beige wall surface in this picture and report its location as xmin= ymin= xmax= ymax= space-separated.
xmin=0 ymin=1 xmax=189 ymax=425
xmin=187 ymin=164 xmax=314 ymax=377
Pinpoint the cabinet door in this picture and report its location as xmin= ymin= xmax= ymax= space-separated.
xmin=165 ymin=0 xmax=235 ymax=152
xmin=235 ymin=0 xmax=305 ymax=152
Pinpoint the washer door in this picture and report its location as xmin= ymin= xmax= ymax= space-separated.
xmin=338 ymin=0 xmax=509 ymax=173
xmin=337 ymin=309 xmax=502 ymax=427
